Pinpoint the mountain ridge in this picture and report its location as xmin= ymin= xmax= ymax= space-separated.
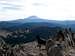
xmin=0 ymin=16 xmax=75 ymax=31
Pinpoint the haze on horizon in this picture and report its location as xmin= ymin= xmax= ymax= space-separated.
xmin=0 ymin=0 xmax=75 ymax=21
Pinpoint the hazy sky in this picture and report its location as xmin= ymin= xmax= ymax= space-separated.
xmin=0 ymin=0 xmax=75 ymax=21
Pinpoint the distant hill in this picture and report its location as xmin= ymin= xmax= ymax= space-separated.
xmin=0 ymin=16 xmax=75 ymax=31
xmin=11 ymin=16 xmax=50 ymax=23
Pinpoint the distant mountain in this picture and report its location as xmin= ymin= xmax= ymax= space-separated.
xmin=0 ymin=16 xmax=62 ymax=30
xmin=11 ymin=16 xmax=66 ymax=24
xmin=0 ymin=16 xmax=75 ymax=31
xmin=11 ymin=16 xmax=50 ymax=23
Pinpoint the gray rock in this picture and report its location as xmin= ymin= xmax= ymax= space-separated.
xmin=47 ymin=44 xmax=64 ymax=56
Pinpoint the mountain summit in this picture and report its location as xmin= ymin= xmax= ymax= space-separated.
xmin=27 ymin=16 xmax=39 ymax=19
xmin=12 ymin=16 xmax=49 ymax=23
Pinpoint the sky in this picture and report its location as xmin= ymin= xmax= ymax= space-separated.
xmin=0 ymin=0 xmax=75 ymax=21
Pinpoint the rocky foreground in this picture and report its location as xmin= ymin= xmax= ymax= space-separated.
xmin=20 ymin=42 xmax=75 ymax=56
xmin=64 ymin=48 xmax=75 ymax=56
xmin=0 ymin=41 xmax=47 ymax=56
xmin=8 ymin=41 xmax=75 ymax=56
xmin=1 ymin=41 xmax=75 ymax=56
xmin=13 ymin=41 xmax=47 ymax=56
